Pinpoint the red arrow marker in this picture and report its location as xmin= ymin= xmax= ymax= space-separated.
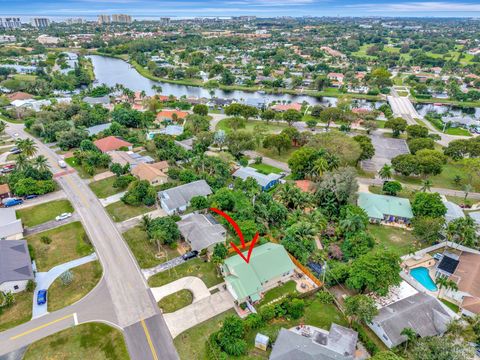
xmin=210 ymin=207 xmax=259 ymax=264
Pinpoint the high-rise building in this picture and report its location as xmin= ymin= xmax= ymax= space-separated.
xmin=32 ymin=18 xmax=50 ymax=28
xmin=66 ymin=18 xmax=83 ymax=25
xmin=0 ymin=17 xmax=21 ymax=30
xmin=111 ymin=14 xmax=132 ymax=23
xmin=98 ymin=15 xmax=111 ymax=25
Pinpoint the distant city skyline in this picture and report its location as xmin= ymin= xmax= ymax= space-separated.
xmin=0 ymin=1 xmax=480 ymax=19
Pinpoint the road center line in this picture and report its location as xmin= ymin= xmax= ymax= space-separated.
xmin=141 ymin=319 xmax=159 ymax=360
xmin=10 ymin=314 xmax=74 ymax=340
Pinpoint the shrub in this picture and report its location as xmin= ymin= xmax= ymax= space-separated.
xmin=60 ymin=270 xmax=74 ymax=286
xmin=26 ymin=280 xmax=36 ymax=292
xmin=316 ymin=290 xmax=335 ymax=304
xmin=285 ymin=298 xmax=305 ymax=319
xmin=353 ymin=322 xmax=379 ymax=355
xmin=40 ymin=235 xmax=52 ymax=245
xmin=244 ymin=313 xmax=264 ymax=331
xmin=259 ymin=305 xmax=276 ymax=321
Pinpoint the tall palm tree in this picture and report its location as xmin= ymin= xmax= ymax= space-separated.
xmin=312 ymin=157 xmax=329 ymax=180
xmin=435 ymin=277 xmax=458 ymax=298
xmin=420 ymin=179 xmax=432 ymax=192
xmin=378 ymin=164 xmax=393 ymax=180
xmin=400 ymin=327 xmax=416 ymax=352
xmin=16 ymin=138 xmax=37 ymax=158
xmin=152 ymin=84 xmax=163 ymax=94
xmin=32 ymin=155 xmax=50 ymax=172
xmin=15 ymin=153 xmax=30 ymax=171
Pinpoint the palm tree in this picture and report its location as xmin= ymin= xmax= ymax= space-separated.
xmin=420 ymin=179 xmax=432 ymax=192
xmin=15 ymin=153 xmax=30 ymax=171
xmin=0 ymin=120 xmax=5 ymax=134
xmin=400 ymin=327 xmax=416 ymax=352
xmin=152 ymin=85 xmax=163 ymax=95
xmin=378 ymin=164 xmax=393 ymax=180
xmin=340 ymin=212 xmax=366 ymax=235
xmin=16 ymin=138 xmax=37 ymax=158
xmin=32 ymin=155 xmax=50 ymax=172
xmin=435 ymin=277 xmax=458 ymax=298
xmin=312 ymin=157 xmax=329 ymax=180
xmin=463 ymin=183 xmax=472 ymax=204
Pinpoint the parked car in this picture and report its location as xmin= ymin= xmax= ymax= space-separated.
xmin=37 ymin=289 xmax=47 ymax=305
xmin=1 ymin=164 xmax=15 ymax=173
xmin=24 ymin=194 xmax=38 ymax=200
xmin=10 ymin=147 xmax=22 ymax=154
xmin=3 ymin=198 xmax=23 ymax=207
xmin=58 ymin=160 xmax=67 ymax=169
xmin=55 ymin=212 xmax=72 ymax=221
xmin=182 ymin=250 xmax=199 ymax=260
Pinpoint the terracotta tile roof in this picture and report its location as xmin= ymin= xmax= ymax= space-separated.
xmin=0 ymin=183 xmax=10 ymax=195
xmin=93 ymin=136 xmax=132 ymax=153
xmin=271 ymin=103 xmax=302 ymax=112
xmin=450 ymin=252 xmax=480 ymax=314
xmin=7 ymin=92 xmax=33 ymax=101
xmin=132 ymin=162 xmax=167 ymax=182
xmin=150 ymin=161 xmax=169 ymax=171
xmin=156 ymin=110 xmax=189 ymax=121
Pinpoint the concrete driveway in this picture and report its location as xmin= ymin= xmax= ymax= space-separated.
xmin=151 ymin=276 xmax=210 ymax=303
xmin=99 ymin=191 xmax=126 ymax=207
xmin=142 ymin=256 xmax=185 ymax=279
xmin=117 ymin=208 xmax=166 ymax=232
xmin=164 ymin=288 xmax=234 ymax=338
xmin=32 ymin=253 xmax=98 ymax=319
xmin=14 ymin=191 xmax=67 ymax=209
xmin=24 ymin=213 xmax=80 ymax=236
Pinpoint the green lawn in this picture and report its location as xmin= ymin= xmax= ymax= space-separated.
xmin=48 ymin=261 xmax=103 ymax=312
xmin=26 ymin=222 xmax=93 ymax=271
xmin=158 ymin=289 xmax=193 ymax=313
xmin=23 ymin=323 xmax=129 ymax=360
xmin=445 ymin=127 xmax=471 ymax=136
xmin=16 ymin=199 xmax=74 ymax=227
xmin=105 ymin=201 xmax=153 ymax=222
xmin=174 ymin=296 xmax=348 ymax=360
xmin=216 ymin=119 xmax=287 ymax=134
xmin=0 ymin=291 xmax=33 ymax=332
xmin=122 ymin=226 xmax=179 ymax=268
xmin=250 ymin=162 xmax=283 ymax=175
xmin=89 ymin=176 xmax=121 ymax=199
xmin=368 ymin=224 xmax=419 ymax=256
xmin=148 ymin=258 xmax=222 ymax=288
xmin=259 ymin=280 xmax=297 ymax=307
xmin=393 ymin=162 xmax=480 ymax=192
xmin=441 ymin=299 xmax=460 ymax=313
xmin=65 ymin=157 xmax=107 ymax=179
xmin=256 ymin=146 xmax=295 ymax=163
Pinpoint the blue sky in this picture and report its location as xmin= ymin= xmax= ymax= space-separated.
xmin=1 ymin=0 xmax=480 ymax=18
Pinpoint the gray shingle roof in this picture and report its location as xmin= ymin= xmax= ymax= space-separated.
xmin=86 ymin=123 xmax=112 ymax=136
xmin=371 ymin=292 xmax=451 ymax=347
xmin=0 ymin=240 xmax=34 ymax=284
xmin=232 ymin=167 xmax=281 ymax=188
xmin=158 ymin=180 xmax=212 ymax=212
xmin=270 ymin=325 xmax=358 ymax=360
xmin=0 ymin=208 xmax=23 ymax=239
xmin=177 ymin=213 xmax=226 ymax=251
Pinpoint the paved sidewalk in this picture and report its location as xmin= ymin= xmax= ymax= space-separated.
xmin=32 ymin=253 xmax=98 ymax=319
xmin=99 ymin=191 xmax=126 ymax=207
xmin=164 ymin=288 xmax=234 ymax=338
xmin=142 ymin=256 xmax=185 ymax=279
xmin=151 ymin=276 xmax=210 ymax=303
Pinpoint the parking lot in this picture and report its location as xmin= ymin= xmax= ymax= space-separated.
xmin=361 ymin=133 xmax=410 ymax=173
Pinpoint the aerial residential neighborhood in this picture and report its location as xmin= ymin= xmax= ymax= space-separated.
xmin=0 ymin=4 xmax=480 ymax=360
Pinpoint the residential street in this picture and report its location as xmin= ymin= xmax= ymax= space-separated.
xmin=0 ymin=122 xmax=179 ymax=360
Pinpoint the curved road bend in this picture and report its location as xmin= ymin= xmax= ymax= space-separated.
xmin=0 ymin=122 xmax=179 ymax=360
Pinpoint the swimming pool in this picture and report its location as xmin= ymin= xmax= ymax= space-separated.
xmin=410 ymin=267 xmax=437 ymax=291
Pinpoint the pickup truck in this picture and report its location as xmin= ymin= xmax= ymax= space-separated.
xmin=3 ymin=198 xmax=24 ymax=207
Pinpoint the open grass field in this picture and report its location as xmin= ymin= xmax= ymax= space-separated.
xmin=368 ymin=224 xmax=419 ymax=256
xmin=216 ymin=118 xmax=288 ymax=134
xmin=16 ymin=199 xmax=73 ymax=227
xmin=88 ymin=176 xmax=120 ymax=199
xmin=148 ymin=258 xmax=222 ymax=288
xmin=48 ymin=261 xmax=103 ymax=312
xmin=122 ymin=225 xmax=179 ymax=268
xmin=250 ymin=162 xmax=283 ymax=174
xmin=26 ymin=222 xmax=93 ymax=271
xmin=0 ymin=291 xmax=33 ymax=332
xmin=23 ymin=323 xmax=129 ymax=360
xmin=157 ymin=289 xmax=193 ymax=313
xmin=256 ymin=146 xmax=296 ymax=163
xmin=105 ymin=201 xmax=153 ymax=222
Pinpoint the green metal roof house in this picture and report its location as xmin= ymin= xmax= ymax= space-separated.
xmin=221 ymin=243 xmax=295 ymax=303
xmin=358 ymin=192 xmax=413 ymax=223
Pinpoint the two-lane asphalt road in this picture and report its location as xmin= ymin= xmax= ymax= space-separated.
xmin=0 ymin=122 xmax=179 ymax=360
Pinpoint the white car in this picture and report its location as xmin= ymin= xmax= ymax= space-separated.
xmin=55 ymin=212 xmax=72 ymax=221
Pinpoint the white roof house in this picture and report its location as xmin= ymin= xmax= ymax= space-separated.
xmin=0 ymin=208 xmax=23 ymax=240
xmin=157 ymin=180 xmax=212 ymax=215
